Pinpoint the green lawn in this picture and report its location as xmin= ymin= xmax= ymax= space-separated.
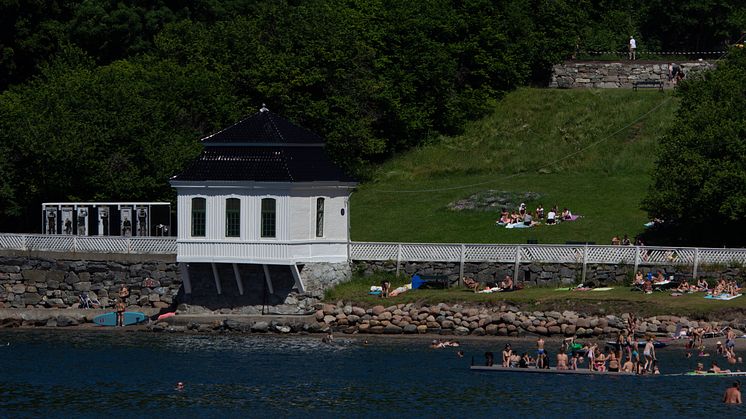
xmin=350 ymin=88 xmax=679 ymax=244
xmin=326 ymin=274 xmax=744 ymax=318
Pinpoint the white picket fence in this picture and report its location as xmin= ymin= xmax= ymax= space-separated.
xmin=2 ymin=234 xmax=745 ymax=278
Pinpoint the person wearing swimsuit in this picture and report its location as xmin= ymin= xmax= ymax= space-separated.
xmin=608 ymin=352 xmax=620 ymax=372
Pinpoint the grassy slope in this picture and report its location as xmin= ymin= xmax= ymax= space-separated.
xmin=350 ymin=88 xmax=679 ymax=244
xmin=326 ymin=275 xmax=743 ymax=318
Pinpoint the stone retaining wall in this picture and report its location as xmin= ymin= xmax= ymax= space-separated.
xmin=310 ymin=302 xmax=746 ymax=338
xmin=354 ymin=260 xmax=743 ymax=287
xmin=550 ymin=61 xmax=714 ymax=89
xmin=3 ymin=302 xmax=745 ymax=338
xmin=0 ymin=255 xmax=180 ymax=310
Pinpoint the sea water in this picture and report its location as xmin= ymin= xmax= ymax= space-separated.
xmin=0 ymin=330 xmax=744 ymax=418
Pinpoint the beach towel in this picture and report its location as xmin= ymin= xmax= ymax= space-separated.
xmin=591 ymin=287 xmax=613 ymax=292
xmin=505 ymin=222 xmax=531 ymax=229
xmin=554 ymin=287 xmax=572 ymax=291
xmin=704 ymin=293 xmax=742 ymax=301
xmin=563 ymin=215 xmax=581 ymax=221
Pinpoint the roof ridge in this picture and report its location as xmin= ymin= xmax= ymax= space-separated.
xmin=267 ymin=111 xmax=287 ymax=143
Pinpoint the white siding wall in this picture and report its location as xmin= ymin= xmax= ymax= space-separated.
xmin=172 ymin=182 xmax=353 ymax=263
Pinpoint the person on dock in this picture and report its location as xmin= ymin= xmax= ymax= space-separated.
xmin=485 ymin=351 xmax=494 ymax=367
xmin=557 ymin=351 xmax=569 ymax=370
xmin=536 ymin=337 xmax=545 ymax=357
xmin=622 ymin=357 xmax=635 ymax=373
xmin=502 ymin=344 xmax=512 ymax=367
xmin=520 ymin=352 xmax=531 ymax=368
xmin=723 ymin=381 xmax=742 ymax=404
xmin=643 ymin=337 xmax=656 ymax=372
xmin=608 ymin=352 xmax=620 ymax=372
xmin=115 ymin=298 xmax=126 ymax=327
xmin=709 ymin=360 xmax=730 ymax=374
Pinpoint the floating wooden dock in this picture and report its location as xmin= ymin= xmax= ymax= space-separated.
xmin=470 ymin=365 xmax=634 ymax=376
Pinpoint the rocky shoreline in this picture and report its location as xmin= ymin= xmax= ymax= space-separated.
xmin=2 ymin=302 xmax=745 ymax=339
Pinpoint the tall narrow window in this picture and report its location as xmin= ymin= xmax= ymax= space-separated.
xmin=316 ymin=197 xmax=325 ymax=237
xmin=225 ymin=198 xmax=240 ymax=237
xmin=261 ymin=198 xmax=276 ymax=238
xmin=191 ymin=198 xmax=206 ymax=237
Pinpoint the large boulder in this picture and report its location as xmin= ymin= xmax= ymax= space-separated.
xmin=251 ymin=321 xmax=269 ymax=332
xmin=56 ymin=315 xmax=79 ymax=327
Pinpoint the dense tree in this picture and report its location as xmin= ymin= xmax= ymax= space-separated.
xmin=642 ymin=47 xmax=746 ymax=246
xmin=1 ymin=0 xmax=744 ymax=233
xmin=0 ymin=45 xmax=237 ymax=230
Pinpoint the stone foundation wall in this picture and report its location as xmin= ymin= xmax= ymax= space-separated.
xmin=354 ymin=260 xmax=743 ymax=286
xmin=550 ymin=61 xmax=714 ymax=89
xmin=0 ymin=254 xmax=180 ymax=310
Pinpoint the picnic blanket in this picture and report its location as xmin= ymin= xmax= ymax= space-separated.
xmin=505 ymin=222 xmax=531 ymax=229
xmin=705 ymin=293 xmax=742 ymax=301
xmin=591 ymin=287 xmax=613 ymax=292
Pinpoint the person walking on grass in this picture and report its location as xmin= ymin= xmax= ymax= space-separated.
xmin=629 ymin=36 xmax=637 ymax=60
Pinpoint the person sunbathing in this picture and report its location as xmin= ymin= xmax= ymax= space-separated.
xmin=561 ymin=208 xmax=573 ymax=220
xmin=499 ymin=275 xmax=514 ymax=291
xmin=654 ymin=271 xmax=666 ymax=284
xmin=696 ymin=277 xmax=709 ymax=292
xmin=463 ymin=277 xmax=480 ymax=292
xmin=633 ymin=271 xmax=645 ymax=286
xmin=546 ymin=208 xmax=557 ymax=225
xmin=643 ymin=280 xmax=653 ymax=294
xmin=496 ymin=213 xmax=511 ymax=225
xmin=676 ymin=280 xmax=692 ymax=293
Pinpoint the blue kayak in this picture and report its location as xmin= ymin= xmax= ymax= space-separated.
xmin=93 ymin=312 xmax=147 ymax=326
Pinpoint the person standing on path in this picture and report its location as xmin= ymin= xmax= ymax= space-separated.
xmin=629 ymin=36 xmax=637 ymax=60
xmin=116 ymin=299 xmax=126 ymax=327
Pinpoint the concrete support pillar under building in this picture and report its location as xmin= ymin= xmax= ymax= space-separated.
xmin=262 ymin=264 xmax=274 ymax=295
xmin=232 ymin=263 xmax=244 ymax=296
xmin=211 ymin=263 xmax=222 ymax=295
xmin=179 ymin=262 xmax=192 ymax=295
xmin=290 ymin=264 xmax=306 ymax=293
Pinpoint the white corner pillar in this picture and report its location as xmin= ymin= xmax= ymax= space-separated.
xmin=211 ymin=263 xmax=222 ymax=295
xmin=262 ymin=264 xmax=275 ymax=295
xmin=179 ymin=263 xmax=192 ymax=295
xmin=290 ymin=264 xmax=306 ymax=293
xmin=232 ymin=263 xmax=244 ymax=296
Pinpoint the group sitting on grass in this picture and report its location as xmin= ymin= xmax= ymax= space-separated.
xmin=495 ymin=203 xmax=579 ymax=229
xmin=631 ymin=270 xmax=742 ymax=298
xmin=463 ymin=274 xmax=519 ymax=293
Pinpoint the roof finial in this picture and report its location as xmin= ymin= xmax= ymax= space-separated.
xmin=260 ymin=103 xmax=268 ymax=112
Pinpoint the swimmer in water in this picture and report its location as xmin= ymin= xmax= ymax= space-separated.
xmin=175 ymin=382 xmax=185 ymax=391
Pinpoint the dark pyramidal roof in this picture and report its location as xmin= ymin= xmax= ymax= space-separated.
xmin=172 ymin=106 xmax=355 ymax=183
xmin=201 ymin=105 xmax=323 ymax=145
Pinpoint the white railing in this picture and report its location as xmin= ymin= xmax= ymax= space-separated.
xmin=0 ymin=233 xmax=176 ymax=254
xmin=2 ymin=234 xmax=746 ymax=274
